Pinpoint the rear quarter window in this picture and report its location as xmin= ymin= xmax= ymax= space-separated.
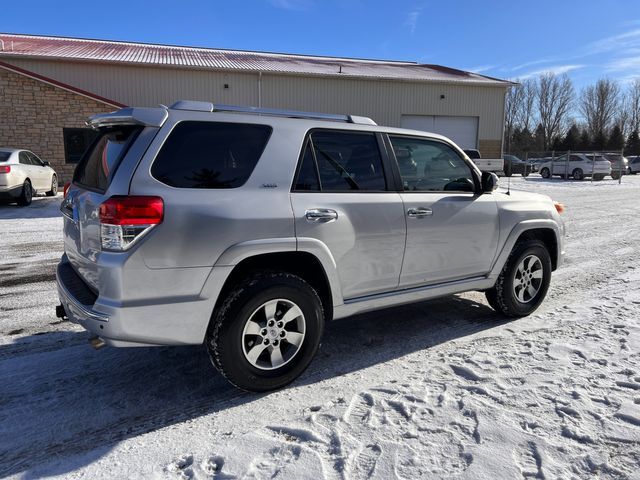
xmin=0 ymin=152 xmax=11 ymax=162
xmin=73 ymin=126 xmax=141 ymax=192
xmin=151 ymin=121 xmax=272 ymax=189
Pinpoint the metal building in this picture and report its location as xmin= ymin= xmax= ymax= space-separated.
xmin=0 ymin=33 xmax=511 ymax=180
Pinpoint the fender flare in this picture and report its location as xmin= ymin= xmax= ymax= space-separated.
xmin=489 ymin=219 xmax=564 ymax=279
xmin=212 ymin=237 xmax=344 ymax=308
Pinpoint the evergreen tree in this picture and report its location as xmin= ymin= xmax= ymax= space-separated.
xmin=577 ymin=128 xmax=591 ymax=151
xmin=562 ymin=124 xmax=580 ymax=151
xmin=626 ymin=129 xmax=640 ymax=155
xmin=607 ymin=124 xmax=624 ymax=150
xmin=591 ymin=130 xmax=607 ymax=151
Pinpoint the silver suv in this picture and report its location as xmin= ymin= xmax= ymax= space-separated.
xmin=56 ymin=101 xmax=565 ymax=391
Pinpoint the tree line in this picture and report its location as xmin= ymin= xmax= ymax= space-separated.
xmin=505 ymin=75 xmax=640 ymax=156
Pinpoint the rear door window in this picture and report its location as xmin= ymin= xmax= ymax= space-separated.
xmin=74 ymin=126 xmax=141 ymax=192
xmin=309 ymin=130 xmax=386 ymax=191
xmin=151 ymin=121 xmax=272 ymax=189
xmin=19 ymin=152 xmax=32 ymax=165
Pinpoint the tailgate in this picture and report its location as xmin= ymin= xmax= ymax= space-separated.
xmin=62 ymin=126 xmax=142 ymax=290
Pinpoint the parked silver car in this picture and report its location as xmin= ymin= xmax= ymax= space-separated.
xmin=538 ymin=153 xmax=611 ymax=181
xmin=56 ymin=102 xmax=565 ymax=391
xmin=628 ymin=155 xmax=640 ymax=174
xmin=0 ymin=148 xmax=58 ymax=205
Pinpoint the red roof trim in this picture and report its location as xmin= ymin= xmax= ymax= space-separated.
xmin=0 ymin=59 xmax=126 ymax=108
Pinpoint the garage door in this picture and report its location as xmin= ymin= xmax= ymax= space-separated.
xmin=400 ymin=115 xmax=479 ymax=149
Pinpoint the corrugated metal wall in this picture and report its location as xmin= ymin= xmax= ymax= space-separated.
xmin=3 ymin=58 xmax=506 ymax=140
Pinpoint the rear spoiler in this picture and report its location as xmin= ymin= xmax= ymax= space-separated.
xmin=86 ymin=107 xmax=168 ymax=129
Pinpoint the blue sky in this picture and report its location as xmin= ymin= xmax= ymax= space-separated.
xmin=3 ymin=0 xmax=640 ymax=89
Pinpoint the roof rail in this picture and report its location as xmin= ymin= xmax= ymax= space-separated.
xmin=168 ymin=100 xmax=377 ymax=125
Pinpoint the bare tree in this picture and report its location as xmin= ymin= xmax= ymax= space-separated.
xmin=579 ymin=78 xmax=620 ymax=140
xmin=626 ymin=78 xmax=640 ymax=134
xmin=517 ymin=78 xmax=537 ymax=132
xmin=537 ymin=73 xmax=574 ymax=150
xmin=504 ymin=78 xmax=539 ymax=152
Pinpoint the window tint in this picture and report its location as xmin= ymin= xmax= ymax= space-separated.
xmin=0 ymin=152 xmax=10 ymax=163
xmin=74 ymin=126 xmax=141 ymax=192
xmin=310 ymin=130 xmax=385 ymax=191
xmin=19 ymin=152 xmax=31 ymax=165
xmin=63 ymin=128 xmax=99 ymax=164
xmin=390 ymin=136 xmax=475 ymax=192
xmin=294 ymin=141 xmax=320 ymax=191
xmin=152 ymin=121 xmax=271 ymax=189
xmin=27 ymin=152 xmax=44 ymax=166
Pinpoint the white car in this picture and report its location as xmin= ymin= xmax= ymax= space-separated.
xmin=0 ymin=148 xmax=58 ymax=206
xmin=627 ymin=155 xmax=640 ymax=174
xmin=538 ymin=153 xmax=611 ymax=181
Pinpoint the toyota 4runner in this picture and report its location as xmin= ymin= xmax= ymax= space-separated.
xmin=56 ymin=101 xmax=565 ymax=391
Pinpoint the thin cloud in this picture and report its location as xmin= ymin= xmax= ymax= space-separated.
xmin=511 ymin=58 xmax=558 ymax=72
xmin=519 ymin=64 xmax=585 ymax=79
xmin=405 ymin=6 xmax=424 ymax=35
xmin=465 ymin=65 xmax=497 ymax=74
xmin=588 ymin=28 xmax=640 ymax=54
xmin=268 ymin=0 xmax=313 ymax=10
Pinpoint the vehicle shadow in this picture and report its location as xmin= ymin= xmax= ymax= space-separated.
xmin=1 ymin=294 xmax=511 ymax=478
xmin=0 ymin=195 xmax=62 ymax=220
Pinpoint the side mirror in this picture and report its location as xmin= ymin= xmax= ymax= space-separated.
xmin=43 ymin=161 xmax=50 ymax=166
xmin=481 ymin=171 xmax=499 ymax=193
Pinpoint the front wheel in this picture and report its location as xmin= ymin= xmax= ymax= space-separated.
xmin=485 ymin=239 xmax=552 ymax=317
xmin=540 ymin=167 xmax=550 ymax=179
xmin=46 ymin=175 xmax=58 ymax=196
xmin=611 ymin=172 xmax=621 ymax=180
xmin=572 ymin=168 xmax=583 ymax=180
xmin=593 ymin=174 xmax=605 ymax=181
xmin=207 ymin=272 xmax=324 ymax=392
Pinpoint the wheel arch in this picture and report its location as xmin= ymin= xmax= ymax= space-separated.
xmin=212 ymin=246 xmax=339 ymax=324
xmin=491 ymin=220 xmax=563 ymax=278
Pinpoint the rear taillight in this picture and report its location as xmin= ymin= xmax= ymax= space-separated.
xmin=99 ymin=196 xmax=164 ymax=251
xmin=0 ymin=165 xmax=10 ymax=174
xmin=63 ymin=182 xmax=71 ymax=198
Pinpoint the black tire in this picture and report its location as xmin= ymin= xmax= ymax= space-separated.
xmin=206 ymin=272 xmax=324 ymax=392
xmin=593 ymin=174 xmax=604 ymax=181
xmin=46 ymin=175 xmax=58 ymax=196
xmin=485 ymin=239 xmax=552 ymax=317
xmin=522 ymin=169 xmax=529 ymax=178
xmin=540 ymin=167 xmax=550 ymax=179
xmin=504 ymin=161 xmax=513 ymax=177
xmin=572 ymin=168 xmax=583 ymax=181
xmin=17 ymin=180 xmax=33 ymax=206
xmin=611 ymin=172 xmax=620 ymax=180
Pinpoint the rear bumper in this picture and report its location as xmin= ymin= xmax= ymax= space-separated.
xmin=0 ymin=184 xmax=23 ymax=199
xmin=56 ymin=254 xmax=224 ymax=347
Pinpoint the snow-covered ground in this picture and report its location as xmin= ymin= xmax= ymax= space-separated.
xmin=1 ymin=177 xmax=639 ymax=479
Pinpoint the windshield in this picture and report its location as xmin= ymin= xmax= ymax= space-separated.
xmin=73 ymin=126 xmax=141 ymax=192
xmin=0 ymin=152 xmax=11 ymax=162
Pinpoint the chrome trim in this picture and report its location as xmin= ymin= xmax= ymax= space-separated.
xmin=305 ymin=208 xmax=338 ymax=223
xmin=407 ymin=207 xmax=433 ymax=217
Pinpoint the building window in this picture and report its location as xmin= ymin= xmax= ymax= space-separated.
xmin=63 ymin=128 xmax=99 ymax=164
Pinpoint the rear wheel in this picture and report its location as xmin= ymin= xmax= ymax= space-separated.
xmin=46 ymin=175 xmax=58 ymax=196
xmin=611 ymin=172 xmax=620 ymax=180
xmin=17 ymin=180 xmax=33 ymax=206
xmin=593 ymin=174 xmax=605 ymax=181
xmin=485 ymin=239 xmax=552 ymax=317
xmin=540 ymin=167 xmax=550 ymax=179
xmin=572 ymin=168 xmax=584 ymax=180
xmin=206 ymin=272 xmax=324 ymax=392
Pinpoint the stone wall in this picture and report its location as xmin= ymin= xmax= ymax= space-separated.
xmin=0 ymin=68 xmax=112 ymax=182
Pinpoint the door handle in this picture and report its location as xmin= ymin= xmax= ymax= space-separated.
xmin=305 ymin=208 xmax=338 ymax=223
xmin=407 ymin=207 xmax=433 ymax=218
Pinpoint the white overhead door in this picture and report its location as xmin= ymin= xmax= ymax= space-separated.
xmin=400 ymin=115 xmax=479 ymax=149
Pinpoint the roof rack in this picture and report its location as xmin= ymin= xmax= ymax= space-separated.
xmin=168 ymin=100 xmax=377 ymax=125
